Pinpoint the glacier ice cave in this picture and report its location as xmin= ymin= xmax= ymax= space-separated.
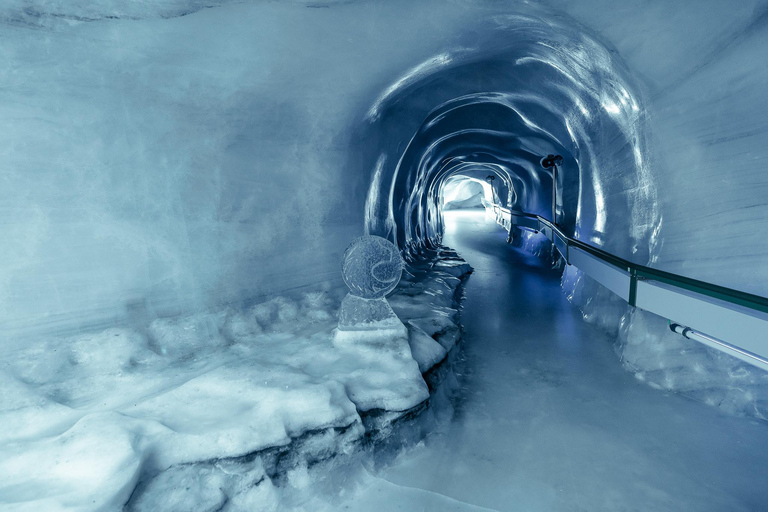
xmin=2 ymin=1 xmax=768 ymax=511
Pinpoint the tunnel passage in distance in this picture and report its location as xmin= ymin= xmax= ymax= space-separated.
xmin=355 ymin=15 xmax=659 ymax=266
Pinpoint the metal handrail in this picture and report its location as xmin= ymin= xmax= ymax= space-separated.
xmin=494 ymin=205 xmax=768 ymax=314
xmin=491 ymin=204 xmax=768 ymax=370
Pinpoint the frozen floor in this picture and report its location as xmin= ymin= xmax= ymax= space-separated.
xmin=342 ymin=210 xmax=768 ymax=512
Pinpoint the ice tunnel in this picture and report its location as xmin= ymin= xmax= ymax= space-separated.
xmin=2 ymin=1 xmax=768 ymax=511
xmin=359 ymin=29 xmax=655 ymax=263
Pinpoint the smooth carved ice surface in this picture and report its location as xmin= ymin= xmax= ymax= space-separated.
xmin=342 ymin=235 xmax=403 ymax=300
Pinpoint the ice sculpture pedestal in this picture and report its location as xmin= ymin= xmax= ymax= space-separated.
xmin=333 ymin=294 xmax=408 ymax=345
xmin=332 ymin=235 xmax=407 ymax=346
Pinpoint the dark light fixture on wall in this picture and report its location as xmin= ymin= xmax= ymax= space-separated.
xmin=540 ymin=154 xmax=563 ymax=225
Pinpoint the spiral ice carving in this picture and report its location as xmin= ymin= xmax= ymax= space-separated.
xmin=341 ymin=235 xmax=403 ymax=299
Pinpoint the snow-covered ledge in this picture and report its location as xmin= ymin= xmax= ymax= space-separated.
xmin=0 ymin=246 xmax=471 ymax=510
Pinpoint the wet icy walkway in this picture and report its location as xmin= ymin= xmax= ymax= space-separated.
xmin=344 ymin=210 xmax=768 ymax=512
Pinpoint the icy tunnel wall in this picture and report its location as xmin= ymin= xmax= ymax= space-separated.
xmin=0 ymin=0 xmax=478 ymax=344
xmin=362 ymin=2 xmax=768 ymax=301
xmin=1 ymin=0 xmax=767 ymax=351
xmin=550 ymin=0 xmax=768 ymax=296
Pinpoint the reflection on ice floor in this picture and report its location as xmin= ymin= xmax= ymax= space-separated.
xmin=341 ymin=210 xmax=768 ymax=512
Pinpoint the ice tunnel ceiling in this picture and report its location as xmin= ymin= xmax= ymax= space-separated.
xmin=359 ymin=15 xmax=659 ymax=266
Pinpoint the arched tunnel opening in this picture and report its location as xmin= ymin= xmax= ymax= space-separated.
xmin=3 ymin=2 xmax=768 ymax=511
xmin=438 ymin=173 xmax=494 ymax=212
xmin=359 ymin=29 xmax=656 ymax=264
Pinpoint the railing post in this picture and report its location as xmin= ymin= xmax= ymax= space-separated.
xmin=628 ymin=268 xmax=638 ymax=307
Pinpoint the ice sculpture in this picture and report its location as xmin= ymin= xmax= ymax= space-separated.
xmin=334 ymin=235 xmax=406 ymax=343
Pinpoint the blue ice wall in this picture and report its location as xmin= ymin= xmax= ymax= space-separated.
xmin=1 ymin=0 xmax=767 ymax=347
xmin=548 ymin=0 xmax=768 ymax=295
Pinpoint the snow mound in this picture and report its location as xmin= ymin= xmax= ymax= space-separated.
xmin=442 ymin=178 xmax=488 ymax=211
xmin=443 ymin=192 xmax=485 ymax=210
xmin=1 ymin=247 xmax=471 ymax=511
xmin=1 ymin=412 xmax=142 ymax=512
